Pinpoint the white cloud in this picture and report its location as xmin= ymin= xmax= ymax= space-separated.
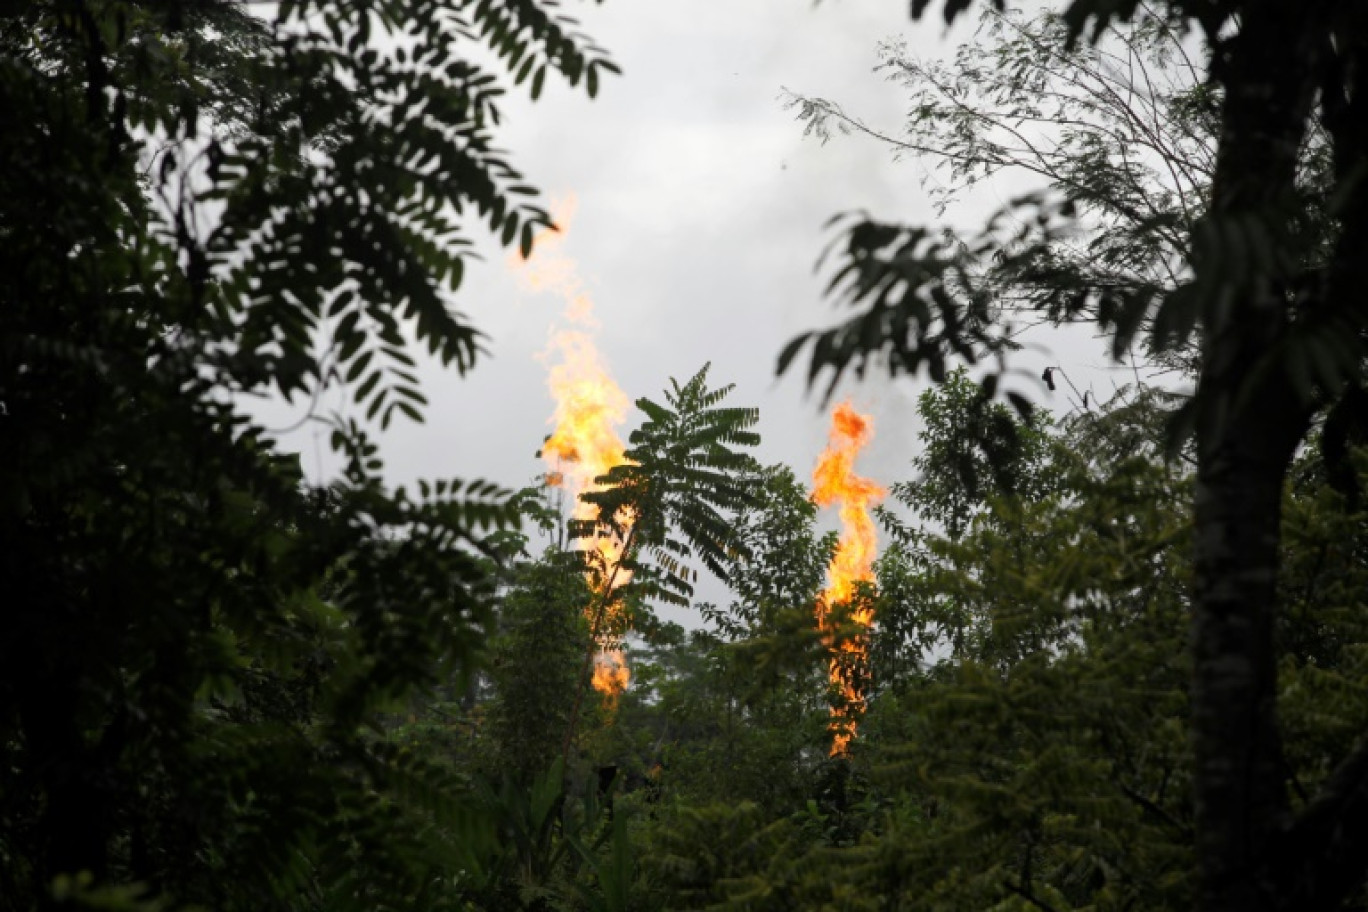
xmin=273 ymin=0 xmax=1128 ymax=615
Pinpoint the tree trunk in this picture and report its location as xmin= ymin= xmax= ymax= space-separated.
xmin=1191 ymin=390 xmax=1305 ymax=910
xmin=1191 ymin=4 xmax=1324 ymax=909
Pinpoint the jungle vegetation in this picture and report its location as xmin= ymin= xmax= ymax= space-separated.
xmin=3 ymin=1 xmax=1367 ymax=911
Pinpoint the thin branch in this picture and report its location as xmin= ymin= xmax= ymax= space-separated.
xmin=904 ymin=51 xmax=1192 ymax=254
xmin=1116 ymin=779 xmax=1194 ymax=837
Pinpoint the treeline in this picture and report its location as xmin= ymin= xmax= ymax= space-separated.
xmin=5 ymin=0 xmax=1368 ymax=911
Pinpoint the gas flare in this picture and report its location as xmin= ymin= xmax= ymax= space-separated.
xmin=513 ymin=196 xmax=632 ymax=703
xmin=591 ymin=649 xmax=631 ymax=711
xmin=811 ymin=402 xmax=885 ymax=756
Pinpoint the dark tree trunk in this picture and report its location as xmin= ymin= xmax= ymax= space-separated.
xmin=1191 ymin=3 xmax=1323 ymax=910
xmin=1192 ymin=391 xmax=1306 ymax=910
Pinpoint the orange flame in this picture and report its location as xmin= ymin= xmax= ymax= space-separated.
xmin=514 ymin=196 xmax=632 ymax=701
xmin=811 ymin=402 xmax=885 ymax=756
xmin=592 ymin=649 xmax=631 ymax=710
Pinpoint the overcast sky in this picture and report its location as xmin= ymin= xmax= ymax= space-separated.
xmin=276 ymin=1 xmax=1129 ymax=601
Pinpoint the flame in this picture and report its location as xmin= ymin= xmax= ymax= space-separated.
xmin=811 ymin=402 xmax=885 ymax=756
xmin=591 ymin=649 xmax=631 ymax=709
xmin=514 ymin=196 xmax=633 ymax=700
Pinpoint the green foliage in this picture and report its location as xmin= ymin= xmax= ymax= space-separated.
xmin=1277 ymin=446 xmax=1368 ymax=805
xmin=781 ymin=4 xmax=1340 ymax=414
xmin=582 ymin=364 xmax=763 ymax=607
xmin=871 ymin=370 xmax=1061 ymax=680
xmin=782 ymin=5 xmax=1221 ymax=393
xmin=417 ymin=380 xmax=1368 ymax=912
xmin=874 ymin=452 xmax=1195 ymax=910
xmin=785 ymin=4 xmax=1368 ymax=907
xmin=700 ymin=464 xmax=832 ymax=642
xmin=10 ymin=1 xmax=1368 ymax=909
xmin=607 ymin=382 xmax=1368 ymax=912
xmin=630 ymin=386 xmax=1198 ymax=911
xmin=639 ymin=802 xmax=804 ymax=911
xmin=0 ymin=0 xmax=618 ymax=908
xmin=626 ymin=627 xmax=826 ymax=818
xmin=486 ymin=549 xmax=592 ymax=786
xmin=558 ymin=364 xmax=763 ymax=771
xmin=888 ymin=368 xmax=1058 ymax=543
